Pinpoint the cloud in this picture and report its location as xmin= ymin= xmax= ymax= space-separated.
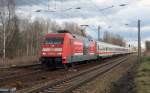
xmin=15 ymin=0 xmax=150 ymax=48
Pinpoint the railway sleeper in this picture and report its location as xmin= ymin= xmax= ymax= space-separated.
xmin=56 ymin=82 xmax=73 ymax=86
xmin=63 ymin=80 xmax=71 ymax=83
xmin=54 ymin=84 xmax=70 ymax=88
xmin=43 ymin=89 xmax=60 ymax=93
xmin=72 ymin=85 xmax=89 ymax=93
xmin=53 ymin=85 xmax=69 ymax=89
xmin=50 ymin=85 xmax=76 ymax=92
xmin=72 ymin=88 xmax=86 ymax=93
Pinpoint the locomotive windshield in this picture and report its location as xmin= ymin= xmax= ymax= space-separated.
xmin=44 ymin=37 xmax=64 ymax=44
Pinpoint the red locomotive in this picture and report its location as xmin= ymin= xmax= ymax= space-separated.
xmin=40 ymin=30 xmax=97 ymax=68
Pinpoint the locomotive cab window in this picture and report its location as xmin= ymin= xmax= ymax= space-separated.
xmin=44 ymin=37 xmax=64 ymax=44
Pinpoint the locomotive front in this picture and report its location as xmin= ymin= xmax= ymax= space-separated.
xmin=40 ymin=34 xmax=65 ymax=68
xmin=40 ymin=32 xmax=97 ymax=68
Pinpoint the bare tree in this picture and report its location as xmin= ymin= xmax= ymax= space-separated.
xmin=146 ymin=41 xmax=150 ymax=51
xmin=0 ymin=4 xmax=88 ymax=59
xmin=0 ymin=0 xmax=16 ymax=58
xmin=63 ymin=22 xmax=83 ymax=36
xmin=49 ymin=20 xmax=61 ymax=33
xmin=103 ymin=31 xmax=126 ymax=46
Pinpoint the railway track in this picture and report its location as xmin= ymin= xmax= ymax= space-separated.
xmin=0 ymin=55 xmax=123 ymax=84
xmin=18 ymin=56 xmax=128 ymax=93
xmin=0 ymin=70 xmax=41 ymax=83
xmin=0 ymin=64 xmax=43 ymax=82
xmin=0 ymin=63 xmax=41 ymax=71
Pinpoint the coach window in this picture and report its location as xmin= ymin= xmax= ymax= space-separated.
xmin=97 ymin=45 xmax=99 ymax=51
xmin=106 ymin=47 xmax=108 ymax=51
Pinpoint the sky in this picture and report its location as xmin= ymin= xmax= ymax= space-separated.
xmin=15 ymin=0 xmax=150 ymax=48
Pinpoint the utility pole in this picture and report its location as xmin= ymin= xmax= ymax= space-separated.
xmin=48 ymin=0 xmax=50 ymax=10
xmin=138 ymin=20 xmax=141 ymax=63
xmin=98 ymin=25 xmax=101 ymax=41
xmin=1 ymin=11 xmax=6 ymax=60
xmin=3 ymin=23 xmax=6 ymax=60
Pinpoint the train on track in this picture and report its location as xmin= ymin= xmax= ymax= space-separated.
xmin=40 ymin=30 xmax=132 ymax=68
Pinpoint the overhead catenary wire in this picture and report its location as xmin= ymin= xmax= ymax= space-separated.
xmin=19 ymin=0 xmax=117 ymax=26
xmin=75 ymin=4 xmax=87 ymax=19
xmin=56 ymin=0 xmax=87 ymax=19
xmin=87 ymin=0 xmax=113 ymax=27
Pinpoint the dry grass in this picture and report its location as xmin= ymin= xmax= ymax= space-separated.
xmin=135 ymin=56 xmax=150 ymax=93
xmin=0 ymin=56 xmax=39 ymax=67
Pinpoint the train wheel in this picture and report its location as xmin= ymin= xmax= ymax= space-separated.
xmin=86 ymin=60 xmax=91 ymax=64
xmin=71 ymin=63 xmax=75 ymax=68
xmin=64 ymin=64 xmax=69 ymax=70
xmin=69 ymin=63 xmax=77 ymax=72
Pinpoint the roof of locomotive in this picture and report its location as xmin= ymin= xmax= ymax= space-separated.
xmin=44 ymin=33 xmax=67 ymax=39
xmin=45 ymin=30 xmax=95 ymax=42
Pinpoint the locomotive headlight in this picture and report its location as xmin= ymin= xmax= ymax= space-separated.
xmin=55 ymin=48 xmax=62 ymax=51
xmin=42 ymin=48 xmax=51 ymax=51
xmin=57 ymin=53 xmax=62 ymax=55
xmin=42 ymin=52 xmax=46 ymax=55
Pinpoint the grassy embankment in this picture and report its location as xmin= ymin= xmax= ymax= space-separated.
xmin=135 ymin=56 xmax=150 ymax=93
